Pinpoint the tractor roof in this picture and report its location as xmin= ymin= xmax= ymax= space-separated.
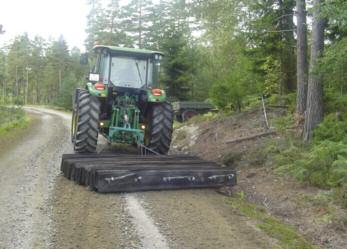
xmin=93 ymin=45 xmax=164 ymax=57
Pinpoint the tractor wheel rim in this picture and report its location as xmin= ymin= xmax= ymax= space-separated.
xmin=71 ymin=108 xmax=78 ymax=142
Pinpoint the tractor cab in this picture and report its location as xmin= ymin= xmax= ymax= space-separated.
xmin=89 ymin=45 xmax=163 ymax=93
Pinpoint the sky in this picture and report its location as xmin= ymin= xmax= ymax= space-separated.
xmin=0 ymin=0 xmax=90 ymax=51
xmin=0 ymin=0 xmax=157 ymax=51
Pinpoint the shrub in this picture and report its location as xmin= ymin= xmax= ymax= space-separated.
xmin=209 ymin=80 xmax=244 ymax=112
xmin=0 ymin=106 xmax=28 ymax=135
xmin=303 ymin=141 xmax=347 ymax=188
xmin=313 ymin=113 xmax=347 ymax=143
xmin=273 ymin=140 xmax=347 ymax=189
xmin=324 ymin=91 xmax=347 ymax=114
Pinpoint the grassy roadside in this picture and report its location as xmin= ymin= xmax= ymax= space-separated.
xmin=0 ymin=106 xmax=30 ymax=137
xmin=227 ymin=195 xmax=315 ymax=249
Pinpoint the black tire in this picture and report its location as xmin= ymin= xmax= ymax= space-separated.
xmin=145 ymin=102 xmax=173 ymax=155
xmin=71 ymin=89 xmax=100 ymax=153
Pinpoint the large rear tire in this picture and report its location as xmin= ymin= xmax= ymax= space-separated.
xmin=145 ymin=102 xmax=173 ymax=155
xmin=71 ymin=89 xmax=100 ymax=153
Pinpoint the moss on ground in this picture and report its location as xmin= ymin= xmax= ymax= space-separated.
xmin=227 ymin=195 xmax=315 ymax=249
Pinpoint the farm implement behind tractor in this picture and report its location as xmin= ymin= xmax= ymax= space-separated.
xmin=61 ymin=154 xmax=236 ymax=193
xmin=61 ymin=45 xmax=236 ymax=192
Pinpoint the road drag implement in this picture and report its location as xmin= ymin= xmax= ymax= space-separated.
xmin=61 ymin=153 xmax=236 ymax=193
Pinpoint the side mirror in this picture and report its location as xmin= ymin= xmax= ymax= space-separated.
xmin=88 ymin=73 xmax=100 ymax=82
xmin=80 ymin=53 xmax=89 ymax=65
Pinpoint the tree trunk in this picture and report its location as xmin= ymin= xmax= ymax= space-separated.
xmin=279 ymin=0 xmax=296 ymax=94
xmin=138 ymin=0 xmax=143 ymax=48
xmin=296 ymin=0 xmax=308 ymax=115
xmin=303 ymin=0 xmax=326 ymax=142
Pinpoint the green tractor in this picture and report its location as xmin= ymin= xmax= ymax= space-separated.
xmin=71 ymin=45 xmax=173 ymax=154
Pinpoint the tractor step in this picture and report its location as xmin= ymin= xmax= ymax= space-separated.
xmin=61 ymin=154 xmax=236 ymax=193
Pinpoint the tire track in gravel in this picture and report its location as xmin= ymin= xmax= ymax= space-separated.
xmin=125 ymin=194 xmax=170 ymax=249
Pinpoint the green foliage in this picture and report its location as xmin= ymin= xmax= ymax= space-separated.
xmin=320 ymin=1 xmax=347 ymax=97
xmin=161 ymin=27 xmax=195 ymax=101
xmin=303 ymin=141 xmax=347 ymax=188
xmin=260 ymin=56 xmax=282 ymax=95
xmin=324 ymin=91 xmax=347 ymax=114
xmin=205 ymin=38 xmax=257 ymax=111
xmin=269 ymin=138 xmax=347 ymax=206
xmin=334 ymin=184 xmax=347 ymax=208
xmin=313 ymin=113 xmax=347 ymax=143
xmin=244 ymin=0 xmax=296 ymax=94
xmin=268 ymin=91 xmax=347 ymax=205
xmin=54 ymin=72 xmax=79 ymax=110
xmin=209 ymin=73 xmax=245 ymax=111
xmin=274 ymin=114 xmax=295 ymax=132
xmin=242 ymin=95 xmax=261 ymax=110
xmin=85 ymin=0 xmax=133 ymax=51
xmin=322 ymin=0 xmax=347 ymax=39
xmin=320 ymin=38 xmax=347 ymax=93
xmin=268 ymin=93 xmax=297 ymax=112
xmin=0 ymin=106 xmax=29 ymax=136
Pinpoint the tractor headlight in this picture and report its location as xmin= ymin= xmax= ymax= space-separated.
xmin=151 ymin=88 xmax=163 ymax=96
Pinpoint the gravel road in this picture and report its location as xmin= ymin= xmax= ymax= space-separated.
xmin=0 ymin=107 xmax=276 ymax=249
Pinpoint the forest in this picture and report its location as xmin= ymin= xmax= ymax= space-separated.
xmin=0 ymin=0 xmax=346 ymax=145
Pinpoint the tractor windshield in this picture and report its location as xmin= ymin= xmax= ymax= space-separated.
xmin=110 ymin=57 xmax=153 ymax=88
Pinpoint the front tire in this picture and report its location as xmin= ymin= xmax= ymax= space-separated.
xmin=72 ymin=89 xmax=100 ymax=153
xmin=145 ymin=102 xmax=174 ymax=154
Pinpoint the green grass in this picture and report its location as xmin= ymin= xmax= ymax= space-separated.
xmin=0 ymin=106 xmax=30 ymax=136
xmin=227 ymin=195 xmax=315 ymax=249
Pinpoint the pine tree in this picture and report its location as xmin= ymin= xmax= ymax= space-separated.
xmin=303 ymin=0 xmax=326 ymax=142
xmin=120 ymin=0 xmax=154 ymax=48
xmin=161 ymin=27 xmax=192 ymax=100
xmin=6 ymin=34 xmax=32 ymax=103
xmin=296 ymin=0 xmax=308 ymax=115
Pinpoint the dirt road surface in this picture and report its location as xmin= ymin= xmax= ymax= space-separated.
xmin=0 ymin=107 xmax=278 ymax=249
